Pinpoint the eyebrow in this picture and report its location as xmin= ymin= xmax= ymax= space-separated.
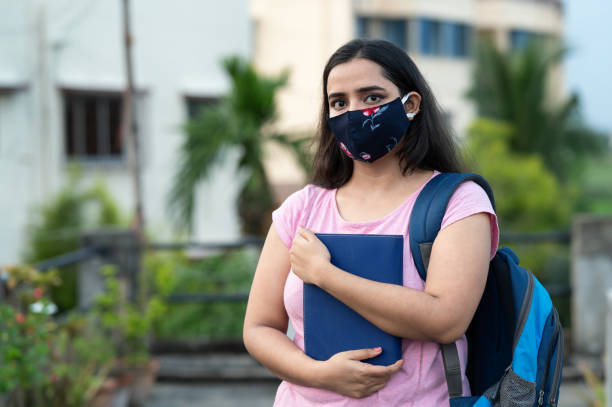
xmin=328 ymin=85 xmax=387 ymax=100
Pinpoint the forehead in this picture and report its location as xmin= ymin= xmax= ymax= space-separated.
xmin=327 ymin=58 xmax=396 ymax=94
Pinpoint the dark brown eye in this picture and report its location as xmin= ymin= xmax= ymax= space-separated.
xmin=331 ymin=100 xmax=346 ymax=109
xmin=365 ymin=94 xmax=383 ymax=103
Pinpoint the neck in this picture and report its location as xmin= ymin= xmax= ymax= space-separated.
xmin=346 ymin=153 xmax=407 ymax=191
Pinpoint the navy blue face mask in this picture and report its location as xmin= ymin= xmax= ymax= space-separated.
xmin=327 ymin=94 xmax=415 ymax=163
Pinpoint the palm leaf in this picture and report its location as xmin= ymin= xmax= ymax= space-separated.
xmin=167 ymin=56 xmax=291 ymax=235
xmin=167 ymin=103 xmax=235 ymax=230
xmin=467 ymin=37 xmax=609 ymax=182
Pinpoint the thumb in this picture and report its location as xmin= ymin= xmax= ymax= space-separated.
xmin=298 ymin=227 xmax=315 ymax=240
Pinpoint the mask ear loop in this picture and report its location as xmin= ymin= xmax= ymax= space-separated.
xmin=401 ymin=93 xmax=418 ymax=119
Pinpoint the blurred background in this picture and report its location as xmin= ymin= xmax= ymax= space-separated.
xmin=0 ymin=0 xmax=610 ymax=406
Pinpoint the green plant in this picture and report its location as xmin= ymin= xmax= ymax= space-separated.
xmin=168 ymin=56 xmax=312 ymax=236
xmin=154 ymin=248 xmax=258 ymax=340
xmin=0 ymin=265 xmax=114 ymax=407
xmin=0 ymin=305 xmax=52 ymax=406
xmin=465 ymin=118 xmax=573 ymax=232
xmin=578 ymin=360 xmax=605 ymax=407
xmin=93 ymin=259 xmax=176 ymax=366
xmin=467 ymin=38 xmax=608 ymax=182
xmin=575 ymin=153 xmax=612 ymax=214
xmin=464 ymin=119 xmax=573 ymax=325
xmin=42 ymin=314 xmax=115 ymax=407
xmin=23 ymin=171 xmax=124 ymax=312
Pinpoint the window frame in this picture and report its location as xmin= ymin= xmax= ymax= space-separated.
xmin=355 ymin=16 xmax=410 ymax=52
xmin=62 ymin=88 xmax=126 ymax=163
xmin=184 ymin=95 xmax=221 ymax=121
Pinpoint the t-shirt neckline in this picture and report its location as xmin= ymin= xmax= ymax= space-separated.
xmin=332 ymin=170 xmax=439 ymax=227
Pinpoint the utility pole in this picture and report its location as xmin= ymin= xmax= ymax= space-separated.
xmin=36 ymin=1 xmax=51 ymax=203
xmin=121 ymin=0 xmax=145 ymax=240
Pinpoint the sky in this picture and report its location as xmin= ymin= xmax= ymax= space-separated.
xmin=563 ymin=0 xmax=612 ymax=134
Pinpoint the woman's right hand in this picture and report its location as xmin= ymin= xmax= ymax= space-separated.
xmin=316 ymin=347 xmax=404 ymax=399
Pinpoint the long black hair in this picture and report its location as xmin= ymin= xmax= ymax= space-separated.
xmin=311 ymin=38 xmax=465 ymax=188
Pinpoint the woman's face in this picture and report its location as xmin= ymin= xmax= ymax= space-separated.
xmin=326 ymin=58 xmax=401 ymax=119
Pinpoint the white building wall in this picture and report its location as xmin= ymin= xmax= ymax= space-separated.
xmin=0 ymin=0 xmax=39 ymax=262
xmin=0 ymin=0 xmax=250 ymax=263
xmin=0 ymin=89 xmax=34 ymax=261
xmin=475 ymin=0 xmax=563 ymax=34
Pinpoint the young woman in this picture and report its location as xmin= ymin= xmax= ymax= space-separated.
xmin=243 ymin=39 xmax=499 ymax=406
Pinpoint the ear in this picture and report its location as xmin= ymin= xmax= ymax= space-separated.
xmin=403 ymin=92 xmax=421 ymax=120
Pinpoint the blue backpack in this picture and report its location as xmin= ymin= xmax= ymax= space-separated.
xmin=409 ymin=172 xmax=564 ymax=407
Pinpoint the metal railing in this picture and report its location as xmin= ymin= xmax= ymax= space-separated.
xmin=34 ymin=246 xmax=106 ymax=272
xmin=9 ymin=229 xmax=571 ymax=307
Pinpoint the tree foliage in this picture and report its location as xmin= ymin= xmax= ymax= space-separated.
xmin=467 ymin=38 xmax=608 ymax=182
xmin=23 ymin=170 xmax=124 ymax=311
xmin=168 ymin=56 xmax=312 ymax=236
xmin=465 ymin=119 xmax=573 ymax=231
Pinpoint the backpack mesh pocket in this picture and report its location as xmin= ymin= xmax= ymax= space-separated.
xmin=499 ymin=369 xmax=536 ymax=407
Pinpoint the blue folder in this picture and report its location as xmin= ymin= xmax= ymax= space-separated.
xmin=303 ymin=233 xmax=404 ymax=366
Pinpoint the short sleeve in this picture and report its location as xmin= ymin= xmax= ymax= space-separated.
xmin=440 ymin=181 xmax=500 ymax=259
xmin=271 ymin=185 xmax=311 ymax=248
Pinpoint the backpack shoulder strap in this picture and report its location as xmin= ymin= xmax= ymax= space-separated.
xmin=408 ymin=172 xmax=496 ymax=399
xmin=409 ymin=172 xmax=496 ymax=280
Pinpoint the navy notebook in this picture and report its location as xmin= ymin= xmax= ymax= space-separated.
xmin=303 ymin=233 xmax=404 ymax=366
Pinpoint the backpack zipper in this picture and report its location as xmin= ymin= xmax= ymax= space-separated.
xmin=513 ymin=272 xmax=534 ymax=352
xmin=537 ymin=308 xmax=560 ymax=406
xmin=549 ymin=308 xmax=564 ymax=407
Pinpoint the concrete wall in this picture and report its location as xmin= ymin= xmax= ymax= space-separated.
xmin=572 ymin=215 xmax=612 ymax=355
xmin=0 ymin=89 xmax=33 ymax=262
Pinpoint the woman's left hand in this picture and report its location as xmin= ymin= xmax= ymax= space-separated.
xmin=289 ymin=228 xmax=331 ymax=286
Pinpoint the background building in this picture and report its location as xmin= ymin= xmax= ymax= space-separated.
xmin=0 ymin=0 xmax=250 ymax=262
xmin=250 ymin=0 xmax=564 ymax=193
xmin=0 ymin=0 xmax=565 ymax=263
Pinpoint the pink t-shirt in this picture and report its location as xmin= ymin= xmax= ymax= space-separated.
xmin=271 ymin=171 xmax=499 ymax=407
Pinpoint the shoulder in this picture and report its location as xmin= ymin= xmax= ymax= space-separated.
xmin=449 ymin=180 xmax=495 ymax=210
xmin=441 ymin=178 xmax=500 ymax=258
xmin=277 ymin=184 xmax=329 ymax=211
xmin=442 ymin=179 xmax=496 ymax=227
xmin=271 ymin=184 xmax=331 ymax=248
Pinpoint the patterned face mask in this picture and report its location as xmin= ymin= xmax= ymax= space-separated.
xmin=327 ymin=94 xmax=416 ymax=163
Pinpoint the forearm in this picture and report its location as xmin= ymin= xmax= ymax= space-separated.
xmin=318 ymin=264 xmax=458 ymax=342
xmin=244 ymin=324 xmax=323 ymax=387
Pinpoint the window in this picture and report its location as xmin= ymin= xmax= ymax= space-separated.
xmin=63 ymin=91 xmax=123 ymax=160
xmin=383 ymin=19 xmax=407 ymax=50
xmin=442 ymin=22 xmax=470 ymax=57
xmin=356 ymin=16 xmax=368 ymax=38
xmin=185 ymin=96 xmax=220 ymax=120
xmin=355 ymin=16 xmax=409 ymax=51
xmin=357 ymin=16 xmax=471 ymax=57
xmin=510 ymin=30 xmax=534 ymax=51
xmin=420 ymin=19 xmax=471 ymax=58
xmin=420 ymin=18 xmax=441 ymax=55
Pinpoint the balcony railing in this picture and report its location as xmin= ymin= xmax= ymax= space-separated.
xmin=478 ymin=0 xmax=563 ymax=11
